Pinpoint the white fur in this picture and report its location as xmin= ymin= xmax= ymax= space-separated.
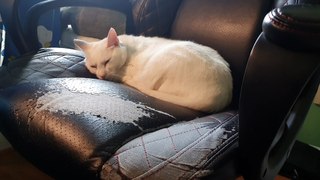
xmin=74 ymin=28 xmax=233 ymax=112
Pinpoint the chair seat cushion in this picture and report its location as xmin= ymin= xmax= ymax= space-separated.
xmin=0 ymin=77 xmax=238 ymax=179
xmin=0 ymin=48 xmax=95 ymax=89
xmin=102 ymin=110 xmax=239 ymax=179
xmin=0 ymin=47 xmax=239 ymax=179
xmin=0 ymin=78 xmax=206 ymax=178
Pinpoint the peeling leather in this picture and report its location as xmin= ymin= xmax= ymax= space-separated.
xmin=102 ymin=112 xmax=238 ymax=179
xmin=0 ymin=46 xmax=238 ymax=179
xmin=0 ymin=77 xmax=203 ymax=178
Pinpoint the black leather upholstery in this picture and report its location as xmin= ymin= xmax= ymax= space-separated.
xmin=239 ymin=3 xmax=320 ymax=179
xmin=0 ymin=47 xmax=235 ymax=179
xmin=0 ymin=78 xmax=206 ymax=179
xmin=0 ymin=0 xmax=319 ymax=180
xmin=0 ymin=48 xmax=94 ymax=88
xmin=131 ymin=0 xmax=183 ymax=37
xmin=102 ymin=111 xmax=238 ymax=179
xmin=170 ymin=0 xmax=273 ymax=107
xmin=262 ymin=3 xmax=320 ymax=50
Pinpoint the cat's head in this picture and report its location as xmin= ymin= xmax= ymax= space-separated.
xmin=74 ymin=28 xmax=127 ymax=79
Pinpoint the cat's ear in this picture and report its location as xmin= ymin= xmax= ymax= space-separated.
xmin=74 ymin=39 xmax=90 ymax=51
xmin=107 ymin=27 xmax=119 ymax=48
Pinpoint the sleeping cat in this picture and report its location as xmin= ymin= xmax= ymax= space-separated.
xmin=74 ymin=28 xmax=232 ymax=112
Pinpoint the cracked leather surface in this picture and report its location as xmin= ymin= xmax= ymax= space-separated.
xmin=0 ymin=47 xmax=238 ymax=179
xmin=101 ymin=111 xmax=238 ymax=180
xmin=0 ymin=77 xmax=206 ymax=178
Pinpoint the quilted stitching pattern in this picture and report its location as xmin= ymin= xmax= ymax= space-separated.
xmin=0 ymin=48 xmax=94 ymax=88
xmin=101 ymin=111 xmax=239 ymax=179
xmin=0 ymin=47 xmax=240 ymax=179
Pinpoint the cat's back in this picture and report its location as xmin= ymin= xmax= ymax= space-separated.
xmin=120 ymin=34 xmax=230 ymax=72
xmin=119 ymin=34 xmax=232 ymax=112
xmin=151 ymin=39 xmax=229 ymax=70
xmin=119 ymin=34 xmax=173 ymax=47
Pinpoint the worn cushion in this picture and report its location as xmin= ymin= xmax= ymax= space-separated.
xmin=102 ymin=111 xmax=239 ymax=179
xmin=0 ymin=77 xmax=239 ymax=179
xmin=0 ymin=47 xmax=238 ymax=179
xmin=0 ymin=77 xmax=204 ymax=178
xmin=0 ymin=78 xmax=238 ymax=179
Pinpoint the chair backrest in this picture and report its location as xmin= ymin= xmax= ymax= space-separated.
xmin=1 ymin=0 xmax=275 ymax=92
xmin=169 ymin=0 xmax=275 ymax=108
xmin=130 ymin=0 xmax=183 ymax=37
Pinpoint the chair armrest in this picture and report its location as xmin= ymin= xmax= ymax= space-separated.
xmin=262 ymin=4 xmax=320 ymax=51
xmin=239 ymin=3 xmax=320 ymax=180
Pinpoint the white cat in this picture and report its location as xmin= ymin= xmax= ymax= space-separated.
xmin=74 ymin=28 xmax=232 ymax=112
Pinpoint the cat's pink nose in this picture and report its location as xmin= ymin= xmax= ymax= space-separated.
xmin=97 ymin=71 xmax=106 ymax=79
xmin=97 ymin=75 xmax=104 ymax=79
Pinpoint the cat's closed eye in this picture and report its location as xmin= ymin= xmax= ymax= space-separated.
xmin=103 ymin=59 xmax=110 ymax=66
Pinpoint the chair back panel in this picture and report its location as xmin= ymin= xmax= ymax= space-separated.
xmin=170 ymin=0 xmax=274 ymax=107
